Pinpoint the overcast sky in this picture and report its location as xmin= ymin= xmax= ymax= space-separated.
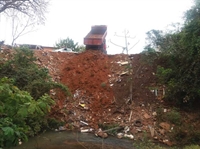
xmin=0 ymin=0 xmax=194 ymax=54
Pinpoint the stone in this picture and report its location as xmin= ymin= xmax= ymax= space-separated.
xmin=159 ymin=122 xmax=170 ymax=131
xmin=152 ymin=112 xmax=157 ymax=116
xmin=159 ymin=128 xmax=165 ymax=135
xmin=117 ymin=133 xmax=124 ymax=139
xmin=97 ymin=131 xmax=108 ymax=138
xmin=144 ymin=113 xmax=151 ymax=119
xmin=163 ymin=139 xmax=173 ymax=146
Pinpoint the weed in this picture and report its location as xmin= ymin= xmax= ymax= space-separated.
xmin=98 ymin=123 xmax=119 ymax=135
xmin=101 ymin=82 xmax=107 ymax=88
xmin=165 ymin=109 xmax=181 ymax=125
xmin=183 ymin=145 xmax=200 ymax=149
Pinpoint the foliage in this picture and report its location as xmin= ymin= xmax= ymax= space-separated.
xmin=144 ymin=0 xmax=200 ymax=106
xmin=0 ymin=47 xmax=70 ymax=99
xmin=170 ymin=122 xmax=200 ymax=146
xmin=155 ymin=107 xmax=181 ymax=125
xmin=165 ymin=109 xmax=181 ymax=125
xmin=0 ymin=48 xmax=71 ymax=147
xmin=134 ymin=131 xmax=170 ymax=149
xmin=183 ymin=145 xmax=200 ymax=149
xmin=55 ymin=37 xmax=85 ymax=52
xmin=0 ymin=77 xmax=55 ymax=147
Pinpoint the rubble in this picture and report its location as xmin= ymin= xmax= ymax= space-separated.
xmin=0 ymin=49 xmax=174 ymax=145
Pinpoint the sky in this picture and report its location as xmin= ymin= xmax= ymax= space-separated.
xmin=0 ymin=0 xmax=194 ymax=54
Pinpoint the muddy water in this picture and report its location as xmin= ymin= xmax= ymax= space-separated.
xmin=9 ymin=131 xmax=134 ymax=149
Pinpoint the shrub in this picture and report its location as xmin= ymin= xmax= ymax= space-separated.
xmin=0 ymin=77 xmax=55 ymax=147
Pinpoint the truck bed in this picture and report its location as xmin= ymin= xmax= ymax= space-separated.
xmin=84 ymin=25 xmax=107 ymax=46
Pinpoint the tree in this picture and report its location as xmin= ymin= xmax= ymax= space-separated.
xmin=110 ymin=29 xmax=139 ymax=104
xmin=145 ymin=0 xmax=200 ymax=106
xmin=10 ymin=9 xmax=37 ymax=46
xmin=110 ymin=29 xmax=139 ymax=54
xmin=0 ymin=0 xmax=48 ymax=23
xmin=0 ymin=0 xmax=48 ymax=45
xmin=55 ymin=38 xmax=85 ymax=52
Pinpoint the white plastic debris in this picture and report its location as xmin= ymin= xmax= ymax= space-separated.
xmin=124 ymin=134 xmax=134 ymax=139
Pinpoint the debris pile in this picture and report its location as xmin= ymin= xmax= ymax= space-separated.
xmin=0 ymin=49 xmax=175 ymax=145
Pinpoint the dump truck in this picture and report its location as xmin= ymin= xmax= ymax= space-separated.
xmin=84 ymin=25 xmax=107 ymax=54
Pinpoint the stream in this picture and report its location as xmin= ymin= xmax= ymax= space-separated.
xmin=8 ymin=131 xmax=135 ymax=149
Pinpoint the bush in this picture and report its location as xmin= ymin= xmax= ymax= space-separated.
xmin=0 ymin=48 xmax=71 ymax=147
xmin=0 ymin=48 xmax=70 ymax=99
xmin=0 ymin=77 xmax=55 ymax=147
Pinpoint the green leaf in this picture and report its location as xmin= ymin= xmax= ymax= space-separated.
xmin=2 ymin=127 xmax=14 ymax=136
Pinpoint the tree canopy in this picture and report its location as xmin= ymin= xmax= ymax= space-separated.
xmin=144 ymin=0 xmax=200 ymax=106
xmin=55 ymin=38 xmax=85 ymax=52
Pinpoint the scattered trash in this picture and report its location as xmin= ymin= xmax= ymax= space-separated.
xmin=134 ymin=120 xmax=143 ymax=127
xmin=152 ymin=112 xmax=157 ymax=116
xmin=120 ymin=71 xmax=129 ymax=76
xmin=80 ymin=128 xmax=94 ymax=133
xmin=95 ymin=128 xmax=108 ymax=138
xmin=124 ymin=134 xmax=134 ymax=139
xmin=55 ymin=126 xmax=66 ymax=132
xmin=120 ymin=61 xmax=129 ymax=65
xmin=129 ymin=111 xmax=133 ymax=122
xmin=110 ymin=84 xmax=114 ymax=87
xmin=124 ymin=126 xmax=130 ymax=134
xmin=117 ymin=133 xmax=124 ymax=139
xmin=149 ymin=125 xmax=155 ymax=137
xmin=18 ymin=139 xmax=22 ymax=145
xmin=80 ymin=120 xmax=89 ymax=126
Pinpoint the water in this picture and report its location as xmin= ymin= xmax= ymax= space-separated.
xmin=9 ymin=131 xmax=134 ymax=149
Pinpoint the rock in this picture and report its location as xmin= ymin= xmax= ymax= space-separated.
xmin=152 ymin=112 xmax=157 ymax=116
xmin=117 ymin=133 xmax=124 ymax=139
xmin=97 ymin=131 xmax=108 ymax=138
xmin=163 ymin=139 xmax=173 ymax=146
xmin=144 ymin=113 xmax=151 ymax=119
xmin=96 ymin=128 xmax=108 ymax=138
xmin=159 ymin=122 xmax=170 ymax=131
xmin=159 ymin=128 xmax=165 ymax=135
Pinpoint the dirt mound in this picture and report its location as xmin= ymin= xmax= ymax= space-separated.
xmin=61 ymin=50 xmax=113 ymax=110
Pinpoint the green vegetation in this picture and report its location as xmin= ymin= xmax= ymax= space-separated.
xmin=55 ymin=37 xmax=85 ymax=52
xmin=141 ymin=0 xmax=200 ymax=146
xmin=0 ymin=48 xmax=70 ymax=147
xmin=144 ymin=0 xmax=200 ymax=107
